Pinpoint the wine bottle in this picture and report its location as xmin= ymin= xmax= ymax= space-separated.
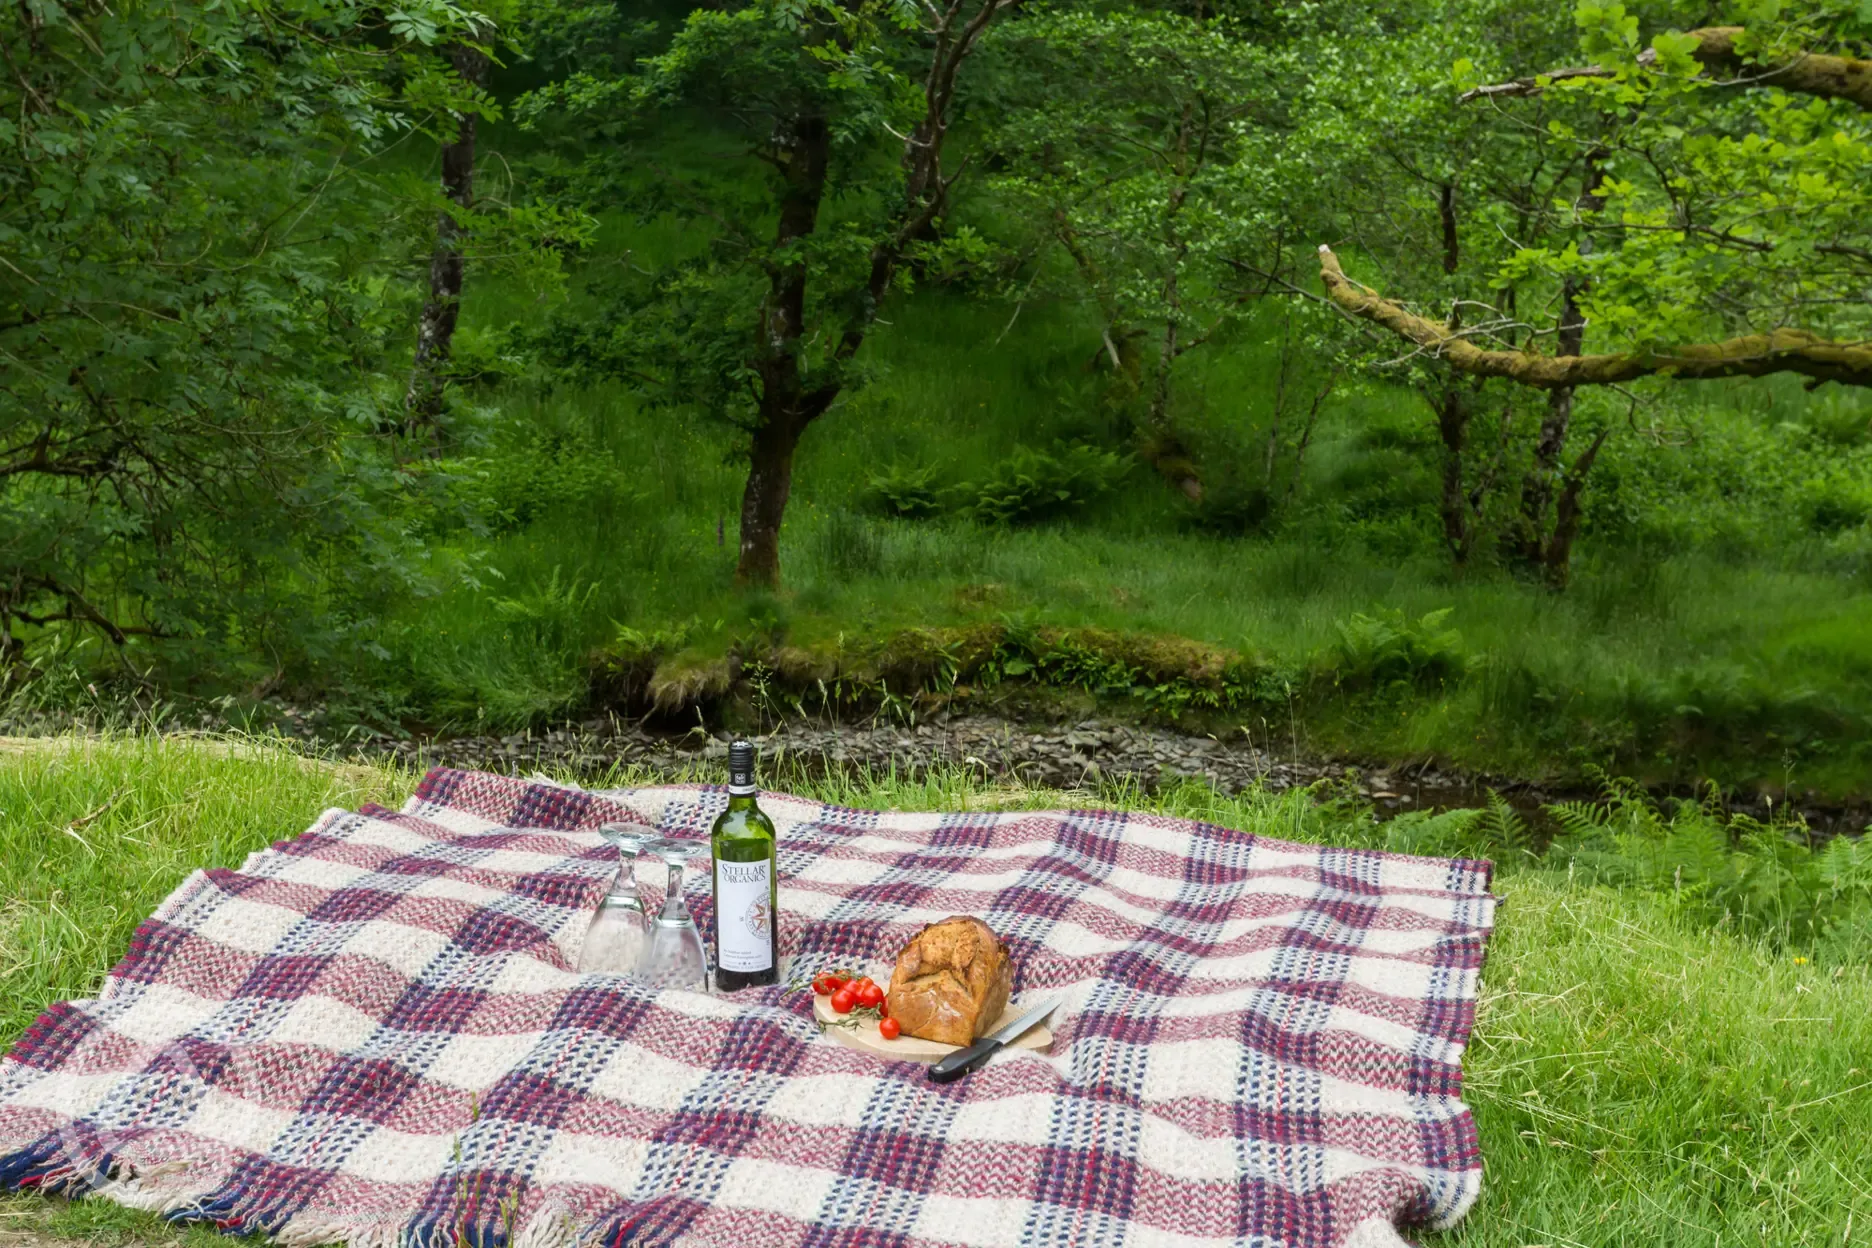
xmin=710 ymin=739 xmax=778 ymax=990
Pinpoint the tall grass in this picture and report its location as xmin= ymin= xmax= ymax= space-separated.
xmin=0 ymin=735 xmax=1867 ymax=1247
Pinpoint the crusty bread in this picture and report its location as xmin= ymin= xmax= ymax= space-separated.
xmin=885 ymin=916 xmax=1012 ymax=1047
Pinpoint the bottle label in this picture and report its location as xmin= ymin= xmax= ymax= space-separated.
xmin=715 ymin=858 xmax=774 ymax=972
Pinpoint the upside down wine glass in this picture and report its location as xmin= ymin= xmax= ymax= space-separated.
xmin=635 ymin=838 xmax=710 ymax=992
xmin=577 ymin=824 xmax=651 ymax=974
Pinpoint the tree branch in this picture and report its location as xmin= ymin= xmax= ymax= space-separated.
xmin=1818 ymin=241 xmax=1872 ymax=265
xmin=7 ymin=576 xmax=162 ymax=646
xmin=1317 ymin=244 xmax=1872 ymax=389
xmin=1460 ymin=27 xmax=1872 ymax=110
xmin=831 ymin=0 xmax=1017 ymax=365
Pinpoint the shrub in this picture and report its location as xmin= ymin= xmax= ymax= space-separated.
xmin=1183 ymin=480 xmax=1277 ymax=536
xmin=444 ymin=433 xmax=634 ymax=535
xmin=963 ymin=443 xmax=1130 ymax=525
xmin=488 ymin=566 xmax=599 ymax=649
xmin=977 ymin=620 xmax=1276 ymax=717
xmin=406 ymin=567 xmax=603 ymax=731
xmin=1801 ymin=388 xmax=1872 ymax=447
xmin=1330 ymin=607 xmax=1467 ymax=691
xmin=610 ymin=618 xmax=700 ymax=665
xmin=1804 ymin=481 xmax=1871 ymax=535
xmin=864 ymin=445 xmax=1132 ymax=527
xmin=446 ymin=325 xmax=529 ymax=387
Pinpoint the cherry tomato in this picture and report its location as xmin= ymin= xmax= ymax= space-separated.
xmin=830 ymin=988 xmax=857 ymax=1015
xmin=828 ymin=974 xmax=851 ymax=991
xmin=857 ymin=982 xmax=885 ymax=1009
xmin=811 ymin=974 xmax=839 ymax=996
xmin=878 ymin=1018 xmax=901 ymax=1041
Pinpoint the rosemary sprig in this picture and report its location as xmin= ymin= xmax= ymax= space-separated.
xmin=786 ymin=965 xmax=862 ymax=995
xmin=816 ymin=1002 xmax=887 ymax=1033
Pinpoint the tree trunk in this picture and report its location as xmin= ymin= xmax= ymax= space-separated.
xmin=1460 ymin=27 xmax=1872 ymax=111
xmin=736 ymin=414 xmax=804 ymax=590
xmin=1317 ymin=245 xmax=1872 ymax=388
xmin=1145 ymin=289 xmax=1203 ymax=500
xmin=0 ymin=576 xmax=21 ymax=671
xmin=1438 ymin=182 xmax=1459 ymax=274
xmin=404 ymin=42 xmax=488 ymax=445
xmin=1513 ymin=153 xmax=1604 ymax=567
xmin=736 ymin=112 xmax=831 ymax=588
xmin=1432 ymin=382 xmax=1473 ymax=562
xmin=1513 ymin=386 xmax=1574 ymax=563
xmin=1139 ymin=100 xmax=1203 ymax=501
xmin=1057 ymin=216 xmax=1145 ymax=435
xmin=1542 ymin=427 xmax=1610 ymax=588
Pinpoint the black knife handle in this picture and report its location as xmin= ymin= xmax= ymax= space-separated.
xmin=928 ymin=1036 xmax=1005 ymax=1083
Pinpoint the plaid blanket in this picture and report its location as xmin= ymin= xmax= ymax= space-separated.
xmin=0 ymin=769 xmax=1496 ymax=1248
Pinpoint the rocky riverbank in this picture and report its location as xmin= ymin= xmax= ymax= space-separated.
xmin=349 ymin=712 xmax=1872 ymax=835
xmin=368 ymin=713 xmax=1466 ymax=804
xmin=7 ymin=702 xmax=1866 ymax=835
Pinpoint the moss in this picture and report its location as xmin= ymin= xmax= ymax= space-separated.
xmin=645 ymin=655 xmax=734 ymax=712
xmin=595 ymin=621 xmax=1277 ymax=722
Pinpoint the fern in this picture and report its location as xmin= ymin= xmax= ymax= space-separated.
xmin=1543 ymin=783 xmax=1865 ymax=955
xmin=1817 ymin=834 xmax=1872 ymax=899
xmin=1547 ymin=799 xmax=1608 ymax=841
xmin=1476 ymin=790 xmax=1534 ymax=857
xmin=1379 ymin=792 xmax=1538 ymax=864
xmin=1331 ymin=607 xmax=1467 ymax=692
xmin=488 ymin=567 xmax=598 ymax=645
xmin=863 ymin=462 xmax=946 ymax=519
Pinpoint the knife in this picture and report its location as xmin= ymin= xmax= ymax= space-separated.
xmin=927 ymin=998 xmax=1061 ymax=1084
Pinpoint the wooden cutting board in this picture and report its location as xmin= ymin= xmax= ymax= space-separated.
xmin=812 ymin=992 xmax=1054 ymax=1064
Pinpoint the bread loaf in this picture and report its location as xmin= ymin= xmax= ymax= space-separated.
xmin=885 ymin=916 xmax=1012 ymax=1047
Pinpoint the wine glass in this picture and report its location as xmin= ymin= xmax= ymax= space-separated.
xmin=635 ymin=838 xmax=710 ymax=992
xmin=577 ymin=824 xmax=651 ymax=974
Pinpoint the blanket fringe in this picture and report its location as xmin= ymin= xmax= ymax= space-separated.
xmin=509 ymin=1208 xmax=583 ymax=1248
xmin=25 ymin=1158 xmax=597 ymax=1248
xmin=2 ymin=1135 xmax=488 ymax=1248
xmin=0 ymin=1137 xmax=89 ymax=1196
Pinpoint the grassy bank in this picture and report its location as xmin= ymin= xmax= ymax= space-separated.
xmin=14 ymin=164 xmax=1871 ymax=802
xmin=327 ymin=215 xmax=1872 ymax=800
xmin=1 ymin=735 xmax=1868 ymax=1246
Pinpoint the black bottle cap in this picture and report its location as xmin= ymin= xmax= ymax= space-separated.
xmin=728 ymin=739 xmax=756 ymax=791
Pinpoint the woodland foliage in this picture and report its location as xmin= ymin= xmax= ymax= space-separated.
xmin=0 ymin=0 xmax=1868 ymax=724
xmin=0 ymin=0 xmax=497 ymax=676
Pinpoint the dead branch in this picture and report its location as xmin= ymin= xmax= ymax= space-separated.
xmin=1316 ymin=244 xmax=1872 ymax=389
xmin=1459 ymin=27 xmax=1872 ymax=110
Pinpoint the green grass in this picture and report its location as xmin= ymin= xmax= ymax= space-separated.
xmin=0 ymin=737 xmax=406 ymax=1044
xmin=2 ymin=736 xmax=1869 ymax=1246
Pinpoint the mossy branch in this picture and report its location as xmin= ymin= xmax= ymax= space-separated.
xmin=1459 ymin=26 xmax=1872 ymax=110
xmin=1316 ymin=245 xmax=1872 ymax=390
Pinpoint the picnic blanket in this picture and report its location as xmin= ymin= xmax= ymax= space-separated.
xmin=0 ymin=768 xmax=1497 ymax=1248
